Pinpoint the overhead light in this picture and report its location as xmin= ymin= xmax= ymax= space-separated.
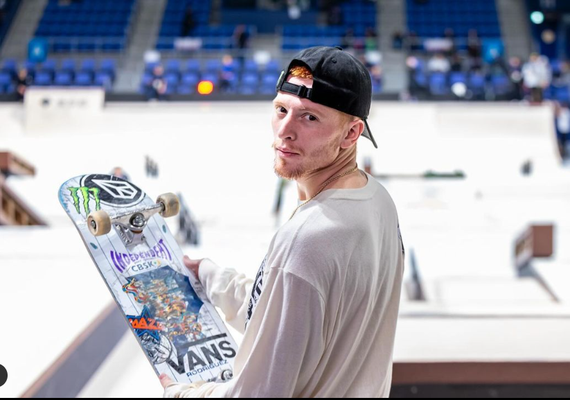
xmin=197 ymin=81 xmax=214 ymax=95
xmin=530 ymin=11 xmax=544 ymax=24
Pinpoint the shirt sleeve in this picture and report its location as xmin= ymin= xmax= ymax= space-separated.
xmin=163 ymin=269 xmax=327 ymax=398
xmin=198 ymin=259 xmax=253 ymax=334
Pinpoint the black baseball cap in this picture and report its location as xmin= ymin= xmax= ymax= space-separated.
xmin=276 ymin=46 xmax=377 ymax=148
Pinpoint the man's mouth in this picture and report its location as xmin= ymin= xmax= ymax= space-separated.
xmin=276 ymin=147 xmax=299 ymax=156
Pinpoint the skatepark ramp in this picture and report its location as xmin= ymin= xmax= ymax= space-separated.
xmin=0 ymin=152 xmax=46 ymax=226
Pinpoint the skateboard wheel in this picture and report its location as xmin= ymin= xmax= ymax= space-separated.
xmin=157 ymin=193 xmax=180 ymax=218
xmin=87 ymin=210 xmax=112 ymax=236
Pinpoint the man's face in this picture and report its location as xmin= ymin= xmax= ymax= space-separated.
xmin=272 ymin=76 xmax=350 ymax=180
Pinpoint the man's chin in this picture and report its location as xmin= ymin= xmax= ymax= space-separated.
xmin=274 ymin=163 xmax=305 ymax=180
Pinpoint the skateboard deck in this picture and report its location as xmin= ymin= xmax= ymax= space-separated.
xmin=59 ymin=174 xmax=237 ymax=384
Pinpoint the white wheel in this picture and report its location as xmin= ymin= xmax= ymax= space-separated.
xmin=157 ymin=193 xmax=180 ymax=218
xmin=87 ymin=210 xmax=112 ymax=236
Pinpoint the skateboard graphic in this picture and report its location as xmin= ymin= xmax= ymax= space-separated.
xmin=59 ymin=174 xmax=237 ymax=384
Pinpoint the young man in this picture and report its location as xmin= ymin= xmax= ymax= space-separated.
xmin=161 ymin=46 xmax=405 ymax=397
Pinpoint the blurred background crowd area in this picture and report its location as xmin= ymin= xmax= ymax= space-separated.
xmin=0 ymin=0 xmax=568 ymax=110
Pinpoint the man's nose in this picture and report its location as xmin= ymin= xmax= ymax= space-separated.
xmin=276 ymin=113 xmax=296 ymax=141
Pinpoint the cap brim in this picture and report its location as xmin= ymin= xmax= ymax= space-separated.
xmin=362 ymin=119 xmax=378 ymax=149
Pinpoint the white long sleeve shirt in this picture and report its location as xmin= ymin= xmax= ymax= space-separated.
xmin=164 ymin=173 xmax=405 ymax=398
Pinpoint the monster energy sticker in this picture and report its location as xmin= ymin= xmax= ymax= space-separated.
xmin=79 ymin=174 xmax=145 ymax=208
xmin=69 ymin=186 xmax=101 ymax=215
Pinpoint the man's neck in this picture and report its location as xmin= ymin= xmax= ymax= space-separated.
xmin=295 ymin=158 xmax=367 ymax=201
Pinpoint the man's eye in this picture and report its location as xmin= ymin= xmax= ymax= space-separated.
xmin=277 ymin=106 xmax=287 ymax=113
xmin=306 ymin=114 xmax=318 ymax=122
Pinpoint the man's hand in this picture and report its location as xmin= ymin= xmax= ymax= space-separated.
xmin=160 ymin=373 xmax=206 ymax=397
xmin=183 ymin=256 xmax=203 ymax=280
xmin=159 ymin=373 xmax=174 ymax=389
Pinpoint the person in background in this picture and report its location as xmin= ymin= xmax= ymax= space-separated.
xmin=182 ymin=5 xmax=196 ymax=36
xmin=443 ymin=28 xmax=456 ymax=57
xmin=467 ymin=29 xmax=482 ymax=60
xmin=507 ymin=56 xmax=524 ymax=101
xmin=145 ymin=65 xmax=167 ymax=101
xmin=522 ymin=53 xmax=552 ymax=103
xmin=14 ymin=68 xmax=33 ymax=102
xmin=220 ymin=54 xmax=236 ymax=93
xmin=427 ymin=53 xmax=450 ymax=73
xmin=365 ymin=27 xmax=378 ymax=52
xmin=233 ymin=25 xmax=249 ymax=65
xmin=450 ymin=53 xmax=463 ymax=72
xmin=392 ymin=30 xmax=405 ymax=50
xmin=341 ymin=27 xmax=355 ymax=51
xmin=111 ymin=167 xmax=130 ymax=181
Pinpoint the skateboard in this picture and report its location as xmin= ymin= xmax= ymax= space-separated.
xmin=59 ymin=174 xmax=237 ymax=384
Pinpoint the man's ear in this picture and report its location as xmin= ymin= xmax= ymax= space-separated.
xmin=340 ymin=119 xmax=365 ymax=149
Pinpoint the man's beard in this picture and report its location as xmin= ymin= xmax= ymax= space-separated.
xmin=272 ymin=138 xmax=339 ymax=180
xmin=274 ymin=158 xmax=306 ymax=180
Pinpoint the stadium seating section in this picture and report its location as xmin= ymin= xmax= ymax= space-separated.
xmin=282 ymin=0 xmax=377 ymax=51
xmin=407 ymin=0 xmax=501 ymax=38
xmin=35 ymin=0 xmax=135 ymax=53
xmin=157 ymin=0 xmax=246 ymax=51
xmin=140 ymin=58 xmax=282 ymax=95
xmin=0 ymin=58 xmax=116 ymax=93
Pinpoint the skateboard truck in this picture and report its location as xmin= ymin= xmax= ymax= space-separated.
xmin=206 ymin=369 xmax=233 ymax=383
xmin=87 ymin=193 xmax=180 ymax=247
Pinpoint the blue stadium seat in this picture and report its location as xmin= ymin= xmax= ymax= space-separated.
xmin=201 ymin=72 xmax=219 ymax=86
xmin=165 ymin=59 xmax=181 ymax=73
xmin=75 ymin=71 xmax=93 ymax=86
xmin=81 ymin=59 xmax=96 ymax=72
xmin=61 ymin=58 xmax=76 ymax=72
xmin=491 ymin=75 xmax=511 ymax=96
xmin=42 ymin=59 xmax=57 ymax=74
xmin=554 ymin=86 xmax=570 ymax=103
xmin=264 ymin=60 xmax=280 ymax=72
xmin=164 ymin=72 xmax=180 ymax=86
xmin=261 ymin=73 xmax=279 ymax=87
xmin=468 ymin=73 xmax=486 ymax=96
xmin=0 ymin=72 xmax=11 ymax=88
xmin=414 ymin=71 xmax=428 ymax=87
xmin=185 ymin=59 xmax=201 ymax=72
xmin=99 ymin=59 xmax=116 ymax=80
xmin=259 ymin=84 xmax=276 ymax=95
xmin=205 ymin=59 xmax=222 ymax=72
xmin=241 ymin=72 xmax=259 ymax=86
xmin=34 ymin=71 xmax=53 ymax=86
xmin=182 ymin=71 xmax=200 ymax=86
xmin=94 ymin=71 xmax=113 ymax=90
xmin=177 ymin=85 xmax=195 ymax=95
xmin=429 ymin=73 xmax=448 ymax=95
xmin=165 ymin=83 xmax=178 ymax=95
xmin=238 ymin=84 xmax=257 ymax=95
xmin=1 ymin=59 xmax=17 ymax=75
xmin=54 ymin=71 xmax=73 ymax=86
xmin=243 ymin=60 xmax=259 ymax=73
xmin=449 ymin=72 xmax=467 ymax=85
